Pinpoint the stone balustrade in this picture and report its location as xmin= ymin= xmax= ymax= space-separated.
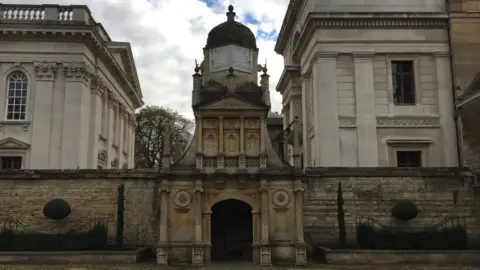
xmin=0 ymin=4 xmax=93 ymax=24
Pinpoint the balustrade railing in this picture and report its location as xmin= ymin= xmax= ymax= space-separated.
xmin=0 ymin=4 xmax=89 ymax=24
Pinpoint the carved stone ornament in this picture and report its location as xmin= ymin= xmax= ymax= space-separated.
xmin=376 ymin=117 xmax=440 ymax=127
xmin=173 ymin=190 xmax=192 ymax=208
xmin=34 ymin=61 xmax=58 ymax=81
xmin=90 ymin=75 xmax=107 ymax=96
xmin=272 ymin=190 xmax=290 ymax=207
xmin=63 ymin=62 xmax=94 ymax=82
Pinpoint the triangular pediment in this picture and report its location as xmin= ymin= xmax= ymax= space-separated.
xmin=0 ymin=137 xmax=30 ymax=150
xmin=106 ymin=42 xmax=143 ymax=99
xmin=200 ymin=96 xmax=262 ymax=110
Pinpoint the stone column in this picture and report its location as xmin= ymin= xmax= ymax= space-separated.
xmin=218 ymin=116 xmax=224 ymax=168
xmin=294 ymin=179 xmax=307 ymax=265
xmin=124 ymin=114 xmax=131 ymax=167
xmin=251 ymin=210 xmax=260 ymax=263
xmin=196 ymin=115 xmax=203 ymax=152
xmin=31 ymin=62 xmax=57 ymax=169
xmin=157 ymin=180 xmax=170 ymax=265
xmin=353 ymin=52 xmax=379 ymax=166
xmin=88 ymin=81 xmax=104 ymax=169
xmin=240 ymin=117 xmax=245 ymax=152
xmin=119 ymin=106 xmax=126 ymax=166
xmin=60 ymin=62 xmax=93 ymax=169
xmin=107 ymin=92 xmax=116 ymax=168
xmin=192 ymin=179 xmax=204 ymax=266
xmin=300 ymin=74 xmax=310 ymax=166
xmin=434 ymin=52 xmax=459 ymax=166
xmin=260 ymin=117 xmax=266 ymax=152
xmin=128 ymin=117 xmax=136 ymax=168
xmin=203 ymin=212 xmax=212 ymax=264
xmin=259 ymin=179 xmax=271 ymax=265
xmin=312 ymin=53 xmax=340 ymax=166
xmin=239 ymin=117 xmax=246 ymax=168
xmin=218 ymin=116 xmax=224 ymax=152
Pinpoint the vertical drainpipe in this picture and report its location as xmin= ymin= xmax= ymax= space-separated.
xmin=446 ymin=0 xmax=465 ymax=167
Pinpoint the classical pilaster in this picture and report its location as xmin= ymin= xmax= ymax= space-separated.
xmin=239 ymin=117 xmax=246 ymax=168
xmin=119 ymin=104 xmax=127 ymax=166
xmin=107 ymin=93 xmax=117 ymax=168
xmin=218 ymin=116 xmax=224 ymax=169
xmin=31 ymin=61 xmax=57 ymax=169
xmin=192 ymin=179 xmax=204 ymax=266
xmin=312 ymin=53 xmax=340 ymax=166
xmin=434 ymin=52 xmax=459 ymax=166
xmin=60 ymin=62 xmax=93 ymax=169
xmin=294 ymin=179 xmax=307 ymax=266
xmin=128 ymin=116 xmax=136 ymax=168
xmin=300 ymin=73 xmax=310 ymax=166
xmin=157 ymin=180 xmax=170 ymax=265
xmin=259 ymin=179 xmax=271 ymax=265
xmin=260 ymin=117 xmax=266 ymax=153
xmin=88 ymin=75 xmax=106 ymax=168
xmin=252 ymin=210 xmax=260 ymax=263
xmin=203 ymin=211 xmax=211 ymax=264
xmin=353 ymin=52 xmax=378 ymax=167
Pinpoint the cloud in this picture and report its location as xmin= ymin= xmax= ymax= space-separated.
xmin=5 ymin=0 xmax=289 ymax=119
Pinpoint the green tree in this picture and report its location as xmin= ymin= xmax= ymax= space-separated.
xmin=134 ymin=106 xmax=193 ymax=168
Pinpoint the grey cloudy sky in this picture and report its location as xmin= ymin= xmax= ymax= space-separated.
xmin=6 ymin=0 xmax=289 ymax=119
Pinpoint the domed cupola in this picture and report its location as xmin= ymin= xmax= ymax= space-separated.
xmin=206 ymin=5 xmax=257 ymax=50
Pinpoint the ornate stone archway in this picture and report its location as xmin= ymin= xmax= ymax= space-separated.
xmin=203 ymin=193 xmax=261 ymax=264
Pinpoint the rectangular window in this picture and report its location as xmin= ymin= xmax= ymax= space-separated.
xmin=392 ymin=61 xmax=415 ymax=105
xmin=396 ymin=151 xmax=422 ymax=167
xmin=0 ymin=156 xmax=22 ymax=169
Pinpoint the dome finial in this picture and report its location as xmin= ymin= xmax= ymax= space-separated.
xmin=226 ymin=5 xmax=235 ymax=22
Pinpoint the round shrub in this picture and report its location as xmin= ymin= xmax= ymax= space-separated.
xmin=43 ymin=199 xmax=71 ymax=220
xmin=391 ymin=200 xmax=419 ymax=221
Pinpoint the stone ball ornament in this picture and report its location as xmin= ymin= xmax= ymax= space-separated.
xmin=272 ymin=190 xmax=290 ymax=207
xmin=174 ymin=190 xmax=192 ymax=208
xmin=43 ymin=198 xmax=72 ymax=220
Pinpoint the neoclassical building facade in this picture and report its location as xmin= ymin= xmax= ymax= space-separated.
xmin=0 ymin=4 xmax=143 ymax=169
xmin=275 ymin=0 xmax=458 ymax=168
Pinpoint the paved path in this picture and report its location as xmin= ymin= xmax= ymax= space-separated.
xmin=0 ymin=264 xmax=478 ymax=270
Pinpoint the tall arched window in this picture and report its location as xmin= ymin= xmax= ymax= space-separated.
xmin=6 ymin=71 xmax=28 ymax=120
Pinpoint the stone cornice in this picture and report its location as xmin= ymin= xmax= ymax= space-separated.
xmin=376 ymin=116 xmax=440 ymax=128
xmin=0 ymin=24 xmax=143 ymax=108
xmin=293 ymin=15 xmax=448 ymax=60
xmin=0 ymin=167 xmax=471 ymax=180
xmin=275 ymin=0 xmax=305 ymax=54
xmin=34 ymin=61 xmax=58 ymax=81
xmin=276 ymin=65 xmax=301 ymax=94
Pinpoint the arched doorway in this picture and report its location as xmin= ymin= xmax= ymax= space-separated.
xmin=211 ymin=199 xmax=253 ymax=262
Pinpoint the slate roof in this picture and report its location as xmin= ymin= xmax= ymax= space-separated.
xmin=458 ymin=72 xmax=480 ymax=105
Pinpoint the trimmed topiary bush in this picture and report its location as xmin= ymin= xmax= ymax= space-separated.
xmin=43 ymin=199 xmax=71 ymax=220
xmin=391 ymin=200 xmax=419 ymax=221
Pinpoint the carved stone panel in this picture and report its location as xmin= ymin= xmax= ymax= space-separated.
xmin=245 ymin=119 xmax=260 ymax=129
xmin=224 ymin=130 xmax=239 ymax=155
xmin=203 ymin=118 xmax=218 ymax=129
xmin=224 ymin=119 xmax=240 ymax=129
xmin=203 ymin=129 xmax=218 ymax=155
xmin=245 ymin=130 xmax=260 ymax=155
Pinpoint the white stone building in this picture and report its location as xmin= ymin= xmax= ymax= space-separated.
xmin=0 ymin=4 xmax=143 ymax=169
xmin=275 ymin=0 xmax=459 ymax=168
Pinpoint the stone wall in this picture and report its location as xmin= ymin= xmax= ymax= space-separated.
xmin=303 ymin=168 xmax=479 ymax=247
xmin=0 ymin=170 xmax=158 ymax=246
xmin=0 ymin=168 xmax=478 ymax=250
